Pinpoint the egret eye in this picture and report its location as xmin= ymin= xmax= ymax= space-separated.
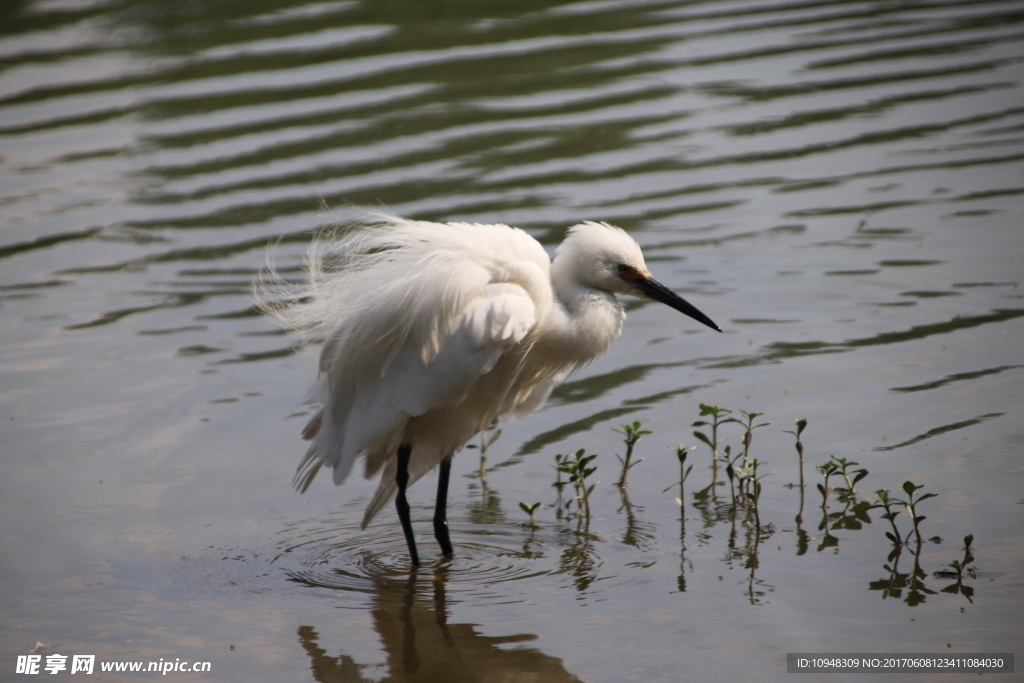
xmin=618 ymin=264 xmax=632 ymax=275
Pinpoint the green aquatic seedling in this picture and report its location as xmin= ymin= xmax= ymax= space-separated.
xmin=664 ymin=445 xmax=695 ymax=504
xmin=900 ymin=480 xmax=937 ymax=546
xmin=872 ymin=489 xmax=905 ymax=545
xmin=552 ymin=453 xmax=569 ymax=518
xmin=785 ymin=418 xmax=810 ymax=545
xmin=693 ymin=404 xmax=732 ymax=484
xmin=466 ymin=418 xmax=501 ymax=479
xmin=785 ymin=418 xmax=809 ymax=491
xmin=738 ymin=457 xmax=772 ymax=529
xmin=935 ymin=534 xmax=977 ymax=603
xmin=519 ymin=502 xmax=542 ymax=527
xmin=552 ymin=453 xmax=567 ymax=493
xmin=723 ymin=445 xmax=743 ymax=505
xmin=938 ymin=534 xmax=976 ymax=579
xmin=816 ymin=460 xmax=840 ymax=508
xmin=730 ymin=410 xmax=769 ymax=460
xmin=614 ymin=421 xmax=651 ymax=487
xmin=784 ymin=418 xmax=808 ymax=456
xmin=557 ymin=449 xmax=598 ymax=519
xmin=828 ymin=456 xmax=868 ymax=500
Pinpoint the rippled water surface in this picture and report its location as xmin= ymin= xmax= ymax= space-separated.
xmin=2 ymin=0 xmax=1023 ymax=680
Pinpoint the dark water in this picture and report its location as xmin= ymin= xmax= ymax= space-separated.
xmin=2 ymin=0 xmax=1022 ymax=681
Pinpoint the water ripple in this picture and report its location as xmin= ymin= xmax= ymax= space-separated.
xmin=271 ymin=511 xmax=564 ymax=603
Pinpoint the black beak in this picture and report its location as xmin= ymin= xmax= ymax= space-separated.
xmin=639 ymin=276 xmax=722 ymax=332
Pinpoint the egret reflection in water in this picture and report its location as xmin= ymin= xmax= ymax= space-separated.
xmin=297 ymin=570 xmax=581 ymax=683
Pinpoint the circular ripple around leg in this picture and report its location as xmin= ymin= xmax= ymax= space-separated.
xmin=274 ymin=512 xmax=566 ymax=605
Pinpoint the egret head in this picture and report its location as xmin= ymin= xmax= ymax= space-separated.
xmin=555 ymin=221 xmax=722 ymax=332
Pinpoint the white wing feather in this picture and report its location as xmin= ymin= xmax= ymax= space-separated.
xmin=261 ymin=215 xmax=552 ymax=510
xmin=320 ymin=283 xmax=537 ymax=485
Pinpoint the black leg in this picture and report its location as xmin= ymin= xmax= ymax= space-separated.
xmin=395 ymin=444 xmax=420 ymax=567
xmin=433 ymin=456 xmax=454 ymax=558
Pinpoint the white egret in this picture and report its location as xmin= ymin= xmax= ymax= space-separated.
xmin=255 ymin=214 xmax=721 ymax=566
